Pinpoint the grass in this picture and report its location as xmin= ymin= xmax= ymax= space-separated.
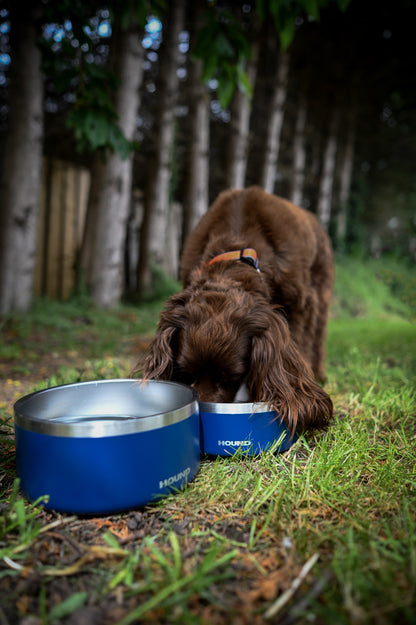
xmin=331 ymin=255 xmax=416 ymax=320
xmin=0 ymin=256 xmax=415 ymax=624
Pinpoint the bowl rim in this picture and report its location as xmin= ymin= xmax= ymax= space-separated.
xmin=14 ymin=379 xmax=199 ymax=438
xmin=199 ymin=401 xmax=277 ymax=415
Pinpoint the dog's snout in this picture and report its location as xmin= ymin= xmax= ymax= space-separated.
xmin=192 ymin=377 xmax=237 ymax=403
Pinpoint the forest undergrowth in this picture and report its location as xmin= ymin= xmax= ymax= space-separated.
xmin=0 ymin=255 xmax=415 ymax=624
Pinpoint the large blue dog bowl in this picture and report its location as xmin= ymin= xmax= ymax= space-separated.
xmin=199 ymin=401 xmax=297 ymax=456
xmin=14 ymin=379 xmax=200 ymax=514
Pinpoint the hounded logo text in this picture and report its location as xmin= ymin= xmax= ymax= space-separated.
xmin=159 ymin=467 xmax=191 ymax=490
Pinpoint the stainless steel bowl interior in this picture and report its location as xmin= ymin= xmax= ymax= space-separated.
xmin=14 ymin=379 xmax=198 ymax=438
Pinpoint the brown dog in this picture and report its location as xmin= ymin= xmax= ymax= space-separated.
xmin=138 ymin=186 xmax=335 ymax=432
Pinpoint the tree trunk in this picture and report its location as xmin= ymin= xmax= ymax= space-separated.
xmin=0 ymin=6 xmax=44 ymax=314
xmin=165 ymin=200 xmax=182 ymax=279
xmin=336 ymin=93 xmax=357 ymax=248
xmin=182 ymin=55 xmax=210 ymax=246
xmin=83 ymin=22 xmax=144 ymax=308
xmin=317 ymin=109 xmax=339 ymax=231
xmin=260 ymin=51 xmax=290 ymax=193
xmin=290 ymin=89 xmax=307 ymax=207
xmin=80 ymin=153 xmax=105 ymax=284
xmin=137 ymin=0 xmax=185 ymax=294
xmin=225 ymin=39 xmax=260 ymax=190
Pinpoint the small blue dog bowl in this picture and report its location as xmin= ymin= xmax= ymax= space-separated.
xmin=199 ymin=401 xmax=297 ymax=456
xmin=14 ymin=379 xmax=200 ymax=514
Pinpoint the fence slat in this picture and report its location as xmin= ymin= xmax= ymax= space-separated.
xmin=34 ymin=158 xmax=90 ymax=300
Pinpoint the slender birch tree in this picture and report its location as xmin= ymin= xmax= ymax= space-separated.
xmin=224 ymin=31 xmax=260 ymax=190
xmin=83 ymin=20 xmax=144 ymax=307
xmin=137 ymin=0 xmax=185 ymax=293
xmin=335 ymin=91 xmax=357 ymax=247
xmin=180 ymin=0 xmax=211 ymax=245
xmin=182 ymin=56 xmax=210 ymax=244
xmin=259 ymin=50 xmax=290 ymax=193
xmin=290 ymin=85 xmax=308 ymax=207
xmin=317 ymin=108 xmax=339 ymax=230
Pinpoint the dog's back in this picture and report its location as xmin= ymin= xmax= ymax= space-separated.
xmin=181 ymin=186 xmax=333 ymax=290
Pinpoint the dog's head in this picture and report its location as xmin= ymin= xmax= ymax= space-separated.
xmin=139 ymin=289 xmax=256 ymax=402
xmin=137 ymin=288 xmax=332 ymax=432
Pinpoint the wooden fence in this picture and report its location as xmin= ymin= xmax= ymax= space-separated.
xmin=34 ymin=159 xmax=90 ymax=300
xmin=34 ymin=158 xmax=184 ymax=301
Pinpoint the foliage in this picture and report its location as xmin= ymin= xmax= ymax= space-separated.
xmin=137 ymin=264 xmax=181 ymax=304
xmin=376 ymin=259 xmax=416 ymax=314
xmin=331 ymin=255 xmax=415 ymax=320
xmin=65 ymin=69 xmax=136 ymax=157
xmin=39 ymin=0 xmax=164 ymax=157
xmin=192 ymin=6 xmax=253 ymax=108
xmin=109 ymin=0 xmax=166 ymax=31
xmin=255 ymin=0 xmax=350 ymax=50
xmin=192 ymin=0 xmax=351 ymax=107
xmin=0 ymin=296 xmax=162 ymax=381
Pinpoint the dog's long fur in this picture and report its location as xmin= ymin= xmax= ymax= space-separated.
xmin=137 ymin=186 xmax=335 ymax=432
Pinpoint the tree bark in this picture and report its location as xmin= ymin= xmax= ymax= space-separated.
xmin=83 ymin=22 xmax=144 ymax=308
xmin=0 ymin=5 xmax=44 ymax=314
xmin=80 ymin=153 xmax=105 ymax=285
xmin=225 ymin=38 xmax=260 ymax=190
xmin=137 ymin=0 xmax=185 ymax=294
xmin=182 ymin=55 xmax=210 ymax=246
xmin=317 ymin=109 xmax=339 ymax=231
xmin=290 ymin=89 xmax=307 ymax=207
xmin=260 ymin=51 xmax=290 ymax=193
xmin=182 ymin=0 xmax=212 ymax=246
xmin=336 ymin=93 xmax=357 ymax=248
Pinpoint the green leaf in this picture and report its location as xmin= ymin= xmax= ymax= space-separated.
xmin=14 ymin=500 xmax=27 ymax=535
xmin=200 ymin=52 xmax=219 ymax=83
xmin=237 ymin=63 xmax=253 ymax=98
xmin=192 ymin=25 xmax=214 ymax=59
xmin=49 ymin=592 xmax=88 ymax=621
xmin=102 ymin=530 xmax=121 ymax=549
xmin=217 ymin=71 xmax=235 ymax=108
xmin=279 ymin=18 xmax=296 ymax=50
xmin=9 ymin=479 xmax=20 ymax=507
xmin=168 ymin=531 xmax=182 ymax=579
xmin=87 ymin=114 xmax=108 ymax=149
xmin=214 ymin=32 xmax=235 ymax=60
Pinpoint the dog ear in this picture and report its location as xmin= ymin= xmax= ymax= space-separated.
xmin=246 ymin=309 xmax=333 ymax=433
xmin=134 ymin=292 xmax=189 ymax=381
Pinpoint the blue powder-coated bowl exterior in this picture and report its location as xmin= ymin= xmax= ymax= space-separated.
xmin=14 ymin=379 xmax=200 ymax=514
xmin=199 ymin=402 xmax=297 ymax=456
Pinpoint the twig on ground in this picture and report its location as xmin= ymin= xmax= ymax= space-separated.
xmin=264 ymin=552 xmax=320 ymax=619
xmin=278 ymin=568 xmax=333 ymax=625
